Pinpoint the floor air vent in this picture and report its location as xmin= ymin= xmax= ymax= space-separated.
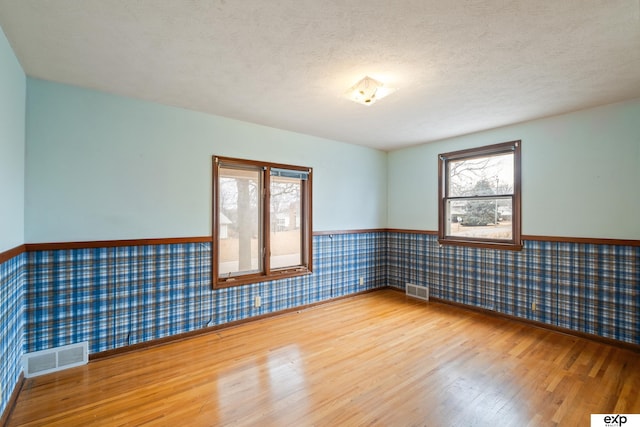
xmin=22 ymin=342 xmax=88 ymax=378
xmin=406 ymin=283 xmax=429 ymax=301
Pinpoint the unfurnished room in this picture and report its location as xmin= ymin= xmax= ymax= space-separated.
xmin=0 ymin=1 xmax=639 ymax=426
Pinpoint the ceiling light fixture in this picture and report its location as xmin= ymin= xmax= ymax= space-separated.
xmin=345 ymin=76 xmax=396 ymax=106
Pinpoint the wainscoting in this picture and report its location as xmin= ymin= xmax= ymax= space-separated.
xmin=1 ymin=230 xmax=638 ymax=420
xmin=24 ymin=232 xmax=387 ymax=355
xmin=387 ymin=232 xmax=639 ymax=345
xmin=0 ymin=252 xmax=25 ymax=418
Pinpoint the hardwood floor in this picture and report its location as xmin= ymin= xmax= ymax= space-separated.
xmin=7 ymin=289 xmax=640 ymax=426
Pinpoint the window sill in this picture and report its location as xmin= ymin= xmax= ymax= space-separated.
xmin=214 ymin=268 xmax=312 ymax=289
xmin=438 ymin=238 xmax=523 ymax=251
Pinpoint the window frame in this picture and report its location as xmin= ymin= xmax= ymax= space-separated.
xmin=212 ymin=156 xmax=313 ymax=288
xmin=438 ymin=140 xmax=522 ymax=251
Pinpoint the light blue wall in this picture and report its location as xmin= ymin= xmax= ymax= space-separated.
xmin=25 ymin=79 xmax=640 ymax=242
xmin=388 ymin=99 xmax=640 ymax=239
xmin=25 ymin=79 xmax=388 ymax=242
xmin=0 ymin=23 xmax=25 ymax=420
xmin=0 ymin=25 xmax=25 ymax=252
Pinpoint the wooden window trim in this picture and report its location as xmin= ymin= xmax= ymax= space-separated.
xmin=212 ymin=156 xmax=313 ymax=289
xmin=438 ymin=141 xmax=522 ymax=251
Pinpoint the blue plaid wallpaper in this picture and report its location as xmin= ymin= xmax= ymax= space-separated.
xmin=18 ymin=232 xmax=640 ymax=356
xmin=24 ymin=233 xmax=387 ymax=354
xmin=1 ymin=230 xmax=638 ymax=418
xmin=0 ymin=252 xmax=25 ymax=418
xmin=387 ymin=232 xmax=639 ymax=345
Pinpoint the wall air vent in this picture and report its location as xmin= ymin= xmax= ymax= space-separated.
xmin=406 ymin=283 xmax=429 ymax=302
xmin=22 ymin=342 xmax=88 ymax=378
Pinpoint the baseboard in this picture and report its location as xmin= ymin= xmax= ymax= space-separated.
xmin=91 ymin=287 xmax=382 ymax=361
xmin=385 ymin=286 xmax=639 ymax=353
xmin=0 ymin=373 xmax=24 ymax=427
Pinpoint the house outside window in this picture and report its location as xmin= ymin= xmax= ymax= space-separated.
xmin=438 ymin=141 xmax=522 ymax=250
xmin=213 ymin=156 xmax=312 ymax=288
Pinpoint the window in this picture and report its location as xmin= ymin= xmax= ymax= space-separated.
xmin=438 ymin=141 xmax=522 ymax=250
xmin=213 ymin=156 xmax=312 ymax=288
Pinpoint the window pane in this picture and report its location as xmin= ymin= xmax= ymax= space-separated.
xmin=270 ymin=175 xmax=302 ymax=269
xmin=218 ymin=166 xmax=262 ymax=277
xmin=448 ymin=153 xmax=514 ymax=197
xmin=446 ymin=198 xmax=513 ymax=240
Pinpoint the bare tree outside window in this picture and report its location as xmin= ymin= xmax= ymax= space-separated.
xmin=213 ymin=157 xmax=312 ymax=288
xmin=218 ymin=168 xmax=262 ymax=277
xmin=438 ymin=141 xmax=522 ymax=250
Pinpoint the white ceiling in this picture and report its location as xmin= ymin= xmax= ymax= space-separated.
xmin=1 ymin=1 xmax=639 ymax=151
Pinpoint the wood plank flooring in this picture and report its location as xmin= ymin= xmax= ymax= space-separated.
xmin=7 ymin=289 xmax=640 ymax=426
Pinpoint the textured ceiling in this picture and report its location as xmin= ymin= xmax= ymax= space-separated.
xmin=1 ymin=0 xmax=639 ymax=151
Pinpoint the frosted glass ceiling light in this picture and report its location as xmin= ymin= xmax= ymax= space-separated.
xmin=345 ymin=76 xmax=396 ymax=106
